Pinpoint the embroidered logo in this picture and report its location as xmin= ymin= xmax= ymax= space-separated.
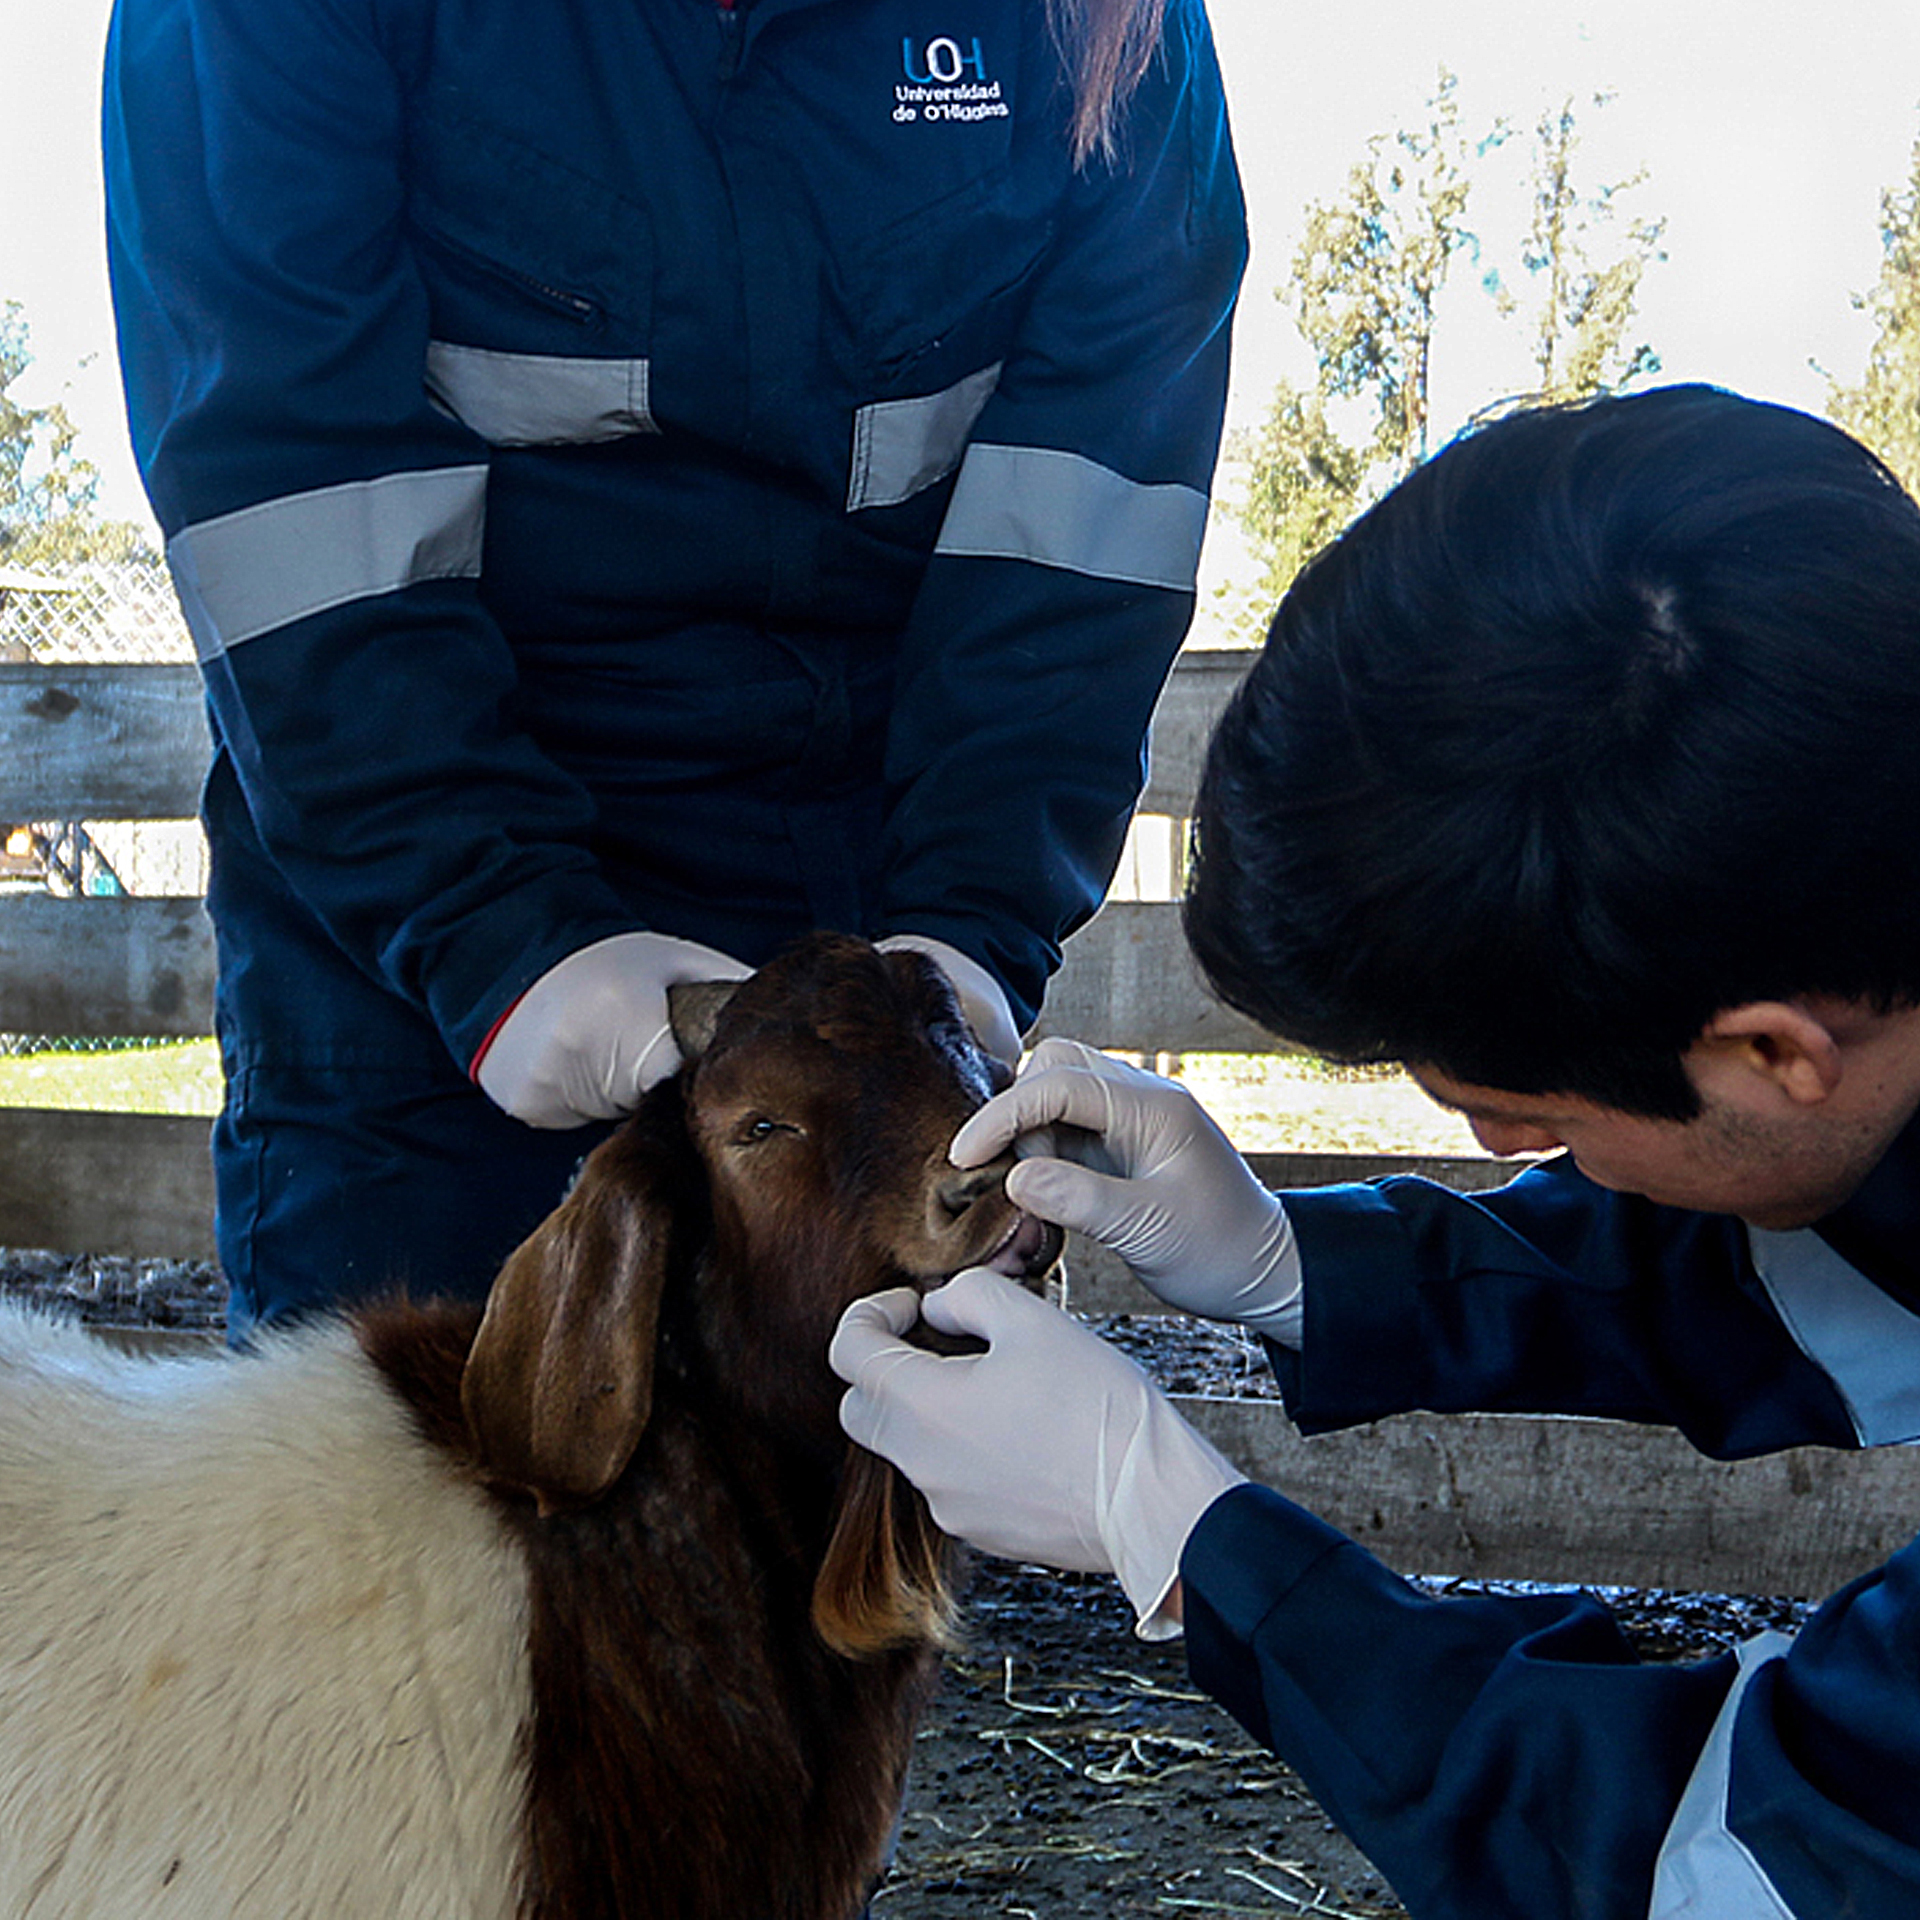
xmin=894 ymin=35 xmax=1009 ymax=124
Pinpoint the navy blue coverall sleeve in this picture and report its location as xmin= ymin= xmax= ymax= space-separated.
xmin=104 ymin=0 xmax=639 ymax=1071
xmin=1175 ymin=1146 xmax=1920 ymax=1918
xmin=1184 ymin=1488 xmax=1920 ymax=1920
xmin=879 ymin=0 xmax=1246 ymax=1018
xmin=1275 ymin=1159 xmax=1859 ymax=1456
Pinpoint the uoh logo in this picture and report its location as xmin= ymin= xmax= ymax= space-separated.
xmin=901 ymin=35 xmax=988 ymax=84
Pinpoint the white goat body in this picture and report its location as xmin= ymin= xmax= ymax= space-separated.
xmin=0 ymin=1306 xmax=529 ymax=1918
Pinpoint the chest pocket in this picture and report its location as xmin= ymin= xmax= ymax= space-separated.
xmin=404 ymin=101 xmax=657 ymax=447
xmin=853 ymin=169 xmax=1052 ymax=388
xmin=844 ymin=172 xmax=1054 ymax=511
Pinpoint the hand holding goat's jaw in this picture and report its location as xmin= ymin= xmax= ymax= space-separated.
xmin=830 ymin=1269 xmax=1247 ymax=1641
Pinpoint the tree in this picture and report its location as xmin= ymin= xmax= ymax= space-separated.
xmin=1226 ymin=70 xmax=1485 ymax=612
xmin=1223 ymin=379 xmax=1369 ymax=614
xmin=1829 ymin=132 xmax=1920 ymax=499
xmin=1289 ymin=68 xmax=1481 ymax=478
xmin=1497 ymin=94 xmax=1665 ymax=404
xmin=1228 ymin=81 xmax=1664 ymax=609
xmin=0 ymin=301 xmax=153 ymax=572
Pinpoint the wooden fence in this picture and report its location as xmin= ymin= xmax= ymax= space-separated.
xmin=3 ymin=650 xmax=1914 ymax=1598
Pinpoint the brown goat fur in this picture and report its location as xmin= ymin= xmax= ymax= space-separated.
xmin=357 ymin=933 xmax=1059 ymax=1919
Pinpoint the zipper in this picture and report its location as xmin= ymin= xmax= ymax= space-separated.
xmin=715 ymin=0 xmax=744 ymax=78
xmin=415 ymin=225 xmax=600 ymax=327
xmin=516 ymin=275 xmax=598 ymax=324
xmin=478 ymin=258 xmax=598 ymax=326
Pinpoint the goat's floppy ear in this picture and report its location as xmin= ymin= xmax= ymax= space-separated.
xmin=667 ymin=978 xmax=737 ymax=1064
xmin=461 ymin=1117 xmax=680 ymax=1516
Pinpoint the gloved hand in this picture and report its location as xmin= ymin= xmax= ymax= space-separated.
xmin=949 ymin=1038 xmax=1303 ymax=1341
xmin=831 ymin=1268 xmax=1245 ymax=1639
xmin=875 ymin=933 xmax=1023 ymax=1070
xmin=474 ymin=931 xmax=752 ymax=1128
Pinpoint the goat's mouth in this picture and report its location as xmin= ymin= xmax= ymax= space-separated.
xmin=922 ymin=1154 xmax=1063 ymax=1291
xmin=979 ymin=1209 xmax=1063 ymax=1284
xmin=910 ymin=1207 xmax=1062 ymax=1296
xmin=899 ymin=1207 xmax=1064 ymax=1358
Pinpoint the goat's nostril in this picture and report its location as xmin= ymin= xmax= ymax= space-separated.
xmin=935 ymin=1163 xmax=1005 ymax=1217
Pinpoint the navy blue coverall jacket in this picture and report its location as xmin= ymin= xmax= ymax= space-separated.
xmin=102 ymin=0 xmax=1246 ymax=1326
xmin=1183 ymin=1111 xmax=1920 ymax=1919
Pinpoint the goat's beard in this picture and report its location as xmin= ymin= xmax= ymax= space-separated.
xmin=811 ymin=1444 xmax=960 ymax=1661
xmin=805 ymin=1231 xmax=1059 ymax=1661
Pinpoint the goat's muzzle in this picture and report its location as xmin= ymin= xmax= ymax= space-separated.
xmin=934 ymin=1162 xmax=1006 ymax=1217
xmin=928 ymin=1154 xmax=1064 ymax=1283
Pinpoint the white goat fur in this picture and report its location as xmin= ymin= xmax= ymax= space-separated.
xmin=0 ymin=1301 xmax=531 ymax=1918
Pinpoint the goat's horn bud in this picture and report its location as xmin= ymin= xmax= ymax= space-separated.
xmin=667 ymin=980 xmax=739 ymax=1062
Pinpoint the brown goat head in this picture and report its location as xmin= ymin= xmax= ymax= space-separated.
xmin=460 ymin=932 xmax=1059 ymax=1654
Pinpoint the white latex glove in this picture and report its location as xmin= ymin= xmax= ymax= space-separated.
xmin=875 ymin=933 xmax=1023 ymax=1069
xmin=831 ymin=1269 xmax=1246 ymax=1639
xmin=474 ymin=931 xmax=752 ymax=1128
xmin=950 ymin=1038 xmax=1303 ymax=1341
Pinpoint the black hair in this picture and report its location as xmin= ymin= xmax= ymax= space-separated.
xmin=1184 ymin=384 xmax=1920 ymax=1118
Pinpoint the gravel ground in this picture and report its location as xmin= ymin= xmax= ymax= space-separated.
xmin=0 ymin=1246 xmax=228 ymax=1331
xmin=0 ymin=1247 xmax=1810 ymax=1917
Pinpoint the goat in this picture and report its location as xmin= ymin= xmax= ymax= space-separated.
xmin=0 ymin=932 xmax=1060 ymax=1919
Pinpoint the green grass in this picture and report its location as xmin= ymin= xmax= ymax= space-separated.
xmin=0 ymin=1040 xmax=223 ymax=1116
xmin=0 ymin=1042 xmax=1480 ymax=1154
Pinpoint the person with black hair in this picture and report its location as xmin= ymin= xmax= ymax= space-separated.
xmin=834 ymin=385 xmax=1920 ymax=1918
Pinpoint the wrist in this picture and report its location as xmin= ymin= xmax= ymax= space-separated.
xmin=1230 ymin=1202 xmax=1304 ymax=1342
xmin=1103 ymin=1396 xmax=1246 ymax=1641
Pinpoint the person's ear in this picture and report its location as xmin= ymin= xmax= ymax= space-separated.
xmin=1699 ymin=1002 xmax=1842 ymax=1107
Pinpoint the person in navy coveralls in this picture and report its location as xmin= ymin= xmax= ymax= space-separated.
xmin=104 ymin=0 xmax=1245 ymax=1335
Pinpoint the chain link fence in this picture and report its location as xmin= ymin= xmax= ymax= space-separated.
xmin=1 ymin=559 xmax=205 ymax=1056
xmin=0 ymin=558 xmax=193 ymax=665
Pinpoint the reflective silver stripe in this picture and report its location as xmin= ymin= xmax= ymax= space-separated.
xmin=1648 ymin=1633 xmax=1798 ymax=1919
xmin=167 ymin=466 xmax=487 ymax=661
xmin=847 ymin=362 xmax=1002 ymax=510
xmin=1747 ymin=1225 xmax=1920 ymax=1445
xmin=935 ymin=443 xmax=1209 ymax=589
xmin=425 ymin=342 xmax=658 ymax=446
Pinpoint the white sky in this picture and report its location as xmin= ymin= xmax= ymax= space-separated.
xmin=3 ymin=0 xmax=1918 ymax=558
